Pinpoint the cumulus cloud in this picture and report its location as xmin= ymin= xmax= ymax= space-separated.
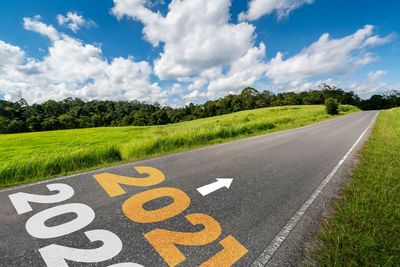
xmin=23 ymin=16 xmax=61 ymax=41
xmin=1 ymin=3 xmax=394 ymax=106
xmin=112 ymin=0 xmax=257 ymax=81
xmin=265 ymin=25 xmax=392 ymax=87
xmin=111 ymin=0 xmax=393 ymax=101
xmin=207 ymin=43 xmax=268 ymax=98
xmin=348 ymin=70 xmax=388 ymax=97
xmin=239 ymin=0 xmax=314 ymax=21
xmin=0 ymin=16 xmax=166 ymax=104
xmin=0 ymin=40 xmax=25 ymax=69
xmin=56 ymin=12 xmax=96 ymax=33
xmin=183 ymin=89 xmax=206 ymax=103
xmin=112 ymin=1 xmax=393 ymax=102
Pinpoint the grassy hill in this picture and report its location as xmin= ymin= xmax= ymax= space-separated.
xmin=0 ymin=105 xmax=358 ymax=188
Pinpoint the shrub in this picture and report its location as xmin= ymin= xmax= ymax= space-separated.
xmin=325 ymin=98 xmax=339 ymax=115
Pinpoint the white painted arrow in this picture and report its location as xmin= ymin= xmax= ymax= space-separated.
xmin=196 ymin=178 xmax=233 ymax=196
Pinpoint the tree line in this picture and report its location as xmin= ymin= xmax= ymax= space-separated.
xmin=1 ymin=84 xmax=399 ymax=134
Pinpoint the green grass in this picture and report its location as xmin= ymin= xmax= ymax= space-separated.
xmin=0 ymin=105 xmax=358 ymax=188
xmin=310 ymin=108 xmax=400 ymax=266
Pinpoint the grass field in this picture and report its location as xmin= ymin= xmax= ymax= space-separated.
xmin=310 ymin=108 xmax=400 ymax=266
xmin=0 ymin=105 xmax=357 ymax=188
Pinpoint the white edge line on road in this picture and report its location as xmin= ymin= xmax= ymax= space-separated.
xmin=252 ymin=111 xmax=379 ymax=267
xmin=0 ymin=112 xmax=362 ymax=194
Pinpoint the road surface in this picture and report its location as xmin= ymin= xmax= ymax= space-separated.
xmin=0 ymin=111 xmax=378 ymax=267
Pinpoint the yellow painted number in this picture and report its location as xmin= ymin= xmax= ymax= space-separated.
xmin=122 ymin=187 xmax=190 ymax=223
xmin=93 ymin=166 xmax=165 ymax=197
xmin=144 ymin=213 xmax=222 ymax=267
xmin=95 ymin=165 xmax=248 ymax=266
xmin=200 ymin=235 xmax=249 ymax=267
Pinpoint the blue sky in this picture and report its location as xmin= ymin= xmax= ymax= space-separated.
xmin=0 ymin=0 xmax=399 ymax=105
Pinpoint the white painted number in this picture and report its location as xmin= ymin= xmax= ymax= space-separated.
xmin=39 ymin=229 xmax=142 ymax=267
xmin=10 ymin=184 xmax=141 ymax=266
xmin=25 ymin=203 xmax=95 ymax=239
xmin=8 ymin=183 xmax=74 ymax=215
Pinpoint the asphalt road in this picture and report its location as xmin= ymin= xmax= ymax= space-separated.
xmin=0 ymin=111 xmax=378 ymax=267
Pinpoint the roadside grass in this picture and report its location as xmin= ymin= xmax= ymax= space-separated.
xmin=0 ymin=105 xmax=358 ymax=188
xmin=310 ymin=108 xmax=400 ymax=266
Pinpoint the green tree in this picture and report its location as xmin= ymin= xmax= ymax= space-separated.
xmin=133 ymin=112 xmax=149 ymax=126
xmin=26 ymin=116 xmax=42 ymax=132
xmin=120 ymin=115 xmax=133 ymax=126
xmin=58 ymin=114 xmax=76 ymax=129
xmin=0 ymin=116 xmax=9 ymax=133
xmin=7 ymin=119 xmax=26 ymax=133
xmin=42 ymin=117 xmax=60 ymax=131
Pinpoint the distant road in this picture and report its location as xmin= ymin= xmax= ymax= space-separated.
xmin=0 ymin=111 xmax=377 ymax=266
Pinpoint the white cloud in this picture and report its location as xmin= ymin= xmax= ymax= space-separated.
xmin=112 ymin=0 xmax=393 ymax=101
xmin=348 ymin=70 xmax=388 ymax=97
xmin=56 ymin=12 xmax=96 ymax=33
xmin=363 ymin=33 xmax=395 ymax=47
xmin=239 ymin=0 xmax=314 ymax=22
xmin=207 ymin=43 xmax=268 ymax=98
xmin=0 ymin=40 xmax=25 ymax=70
xmin=368 ymin=70 xmax=387 ymax=81
xmin=23 ymin=16 xmax=61 ymax=41
xmin=183 ymin=89 xmax=206 ymax=103
xmin=112 ymin=0 xmax=257 ymax=81
xmin=1 ymin=4 xmax=394 ymax=106
xmin=265 ymin=25 xmax=391 ymax=87
xmin=0 ymin=16 xmax=166 ymax=104
xmin=111 ymin=0 xmax=275 ymax=102
xmin=169 ymin=43 xmax=268 ymax=101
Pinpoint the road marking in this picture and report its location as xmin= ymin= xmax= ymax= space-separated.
xmin=94 ymin=166 xmax=165 ymax=197
xmin=196 ymin=178 xmax=233 ymax=196
xmin=8 ymin=183 xmax=74 ymax=214
xmin=145 ymin=213 xmax=222 ymax=266
xmin=7 ymin=182 xmax=142 ymax=266
xmin=200 ymin=235 xmax=249 ymax=267
xmin=122 ymin=187 xmax=191 ymax=223
xmin=252 ymin=112 xmax=379 ymax=267
xmin=93 ymin=167 xmax=248 ymax=266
